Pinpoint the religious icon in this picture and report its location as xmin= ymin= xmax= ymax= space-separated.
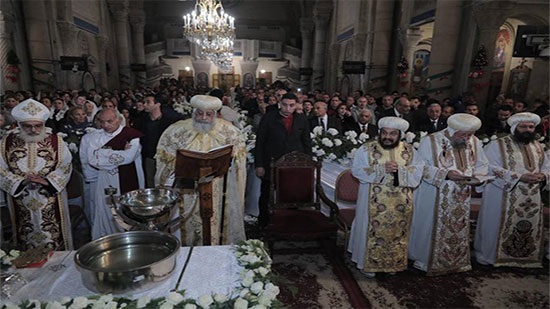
xmin=493 ymin=29 xmax=511 ymax=69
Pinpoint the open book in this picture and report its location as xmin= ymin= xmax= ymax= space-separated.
xmin=175 ymin=144 xmax=234 ymax=181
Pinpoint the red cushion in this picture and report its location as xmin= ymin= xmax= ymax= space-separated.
xmin=267 ymin=209 xmax=338 ymax=237
xmin=277 ymin=168 xmax=314 ymax=203
xmin=339 ymin=208 xmax=356 ymax=227
xmin=336 ymin=171 xmax=359 ymax=203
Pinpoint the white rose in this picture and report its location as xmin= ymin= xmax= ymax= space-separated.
xmin=45 ymin=301 xmax=64 ymax=309
xmin=184 ymin=304 xmax=197 ymax=309
xmin=197 ymin=295 xmax=213 ymax=308
xmin=250 ymin=281 xmax=264 ymax=294
xmin=166 ymin=292 xmax=185 ymax=305
xmin=265 ymin=283 xmax=280 ymax=297
xmin=213 ymin=293 xmax=229 ymax=303
xmin=482 ymin=138 xmax=489 ymax=143
xmin=334 ymin=139 xmax=342 ymax=146
xmin=137 ymin=296 xmax=150 ymax=308
xmin=405 ymin=132 xmax=416 ymax=143
xmin=358 ymin=133 xmax=369 ymax=141
xmin=327 ymin=128 xmax=339 ymax=136
xmin=98 ymin=295 xmax=114 ymax=303
xmin=312 ymin=126 xmax=324 ymax=135
xmin=250 ymin=305 xmax=267 ymax=309
xmin=327 ymin=153 xmax=337 ymax=161
xmin=316 ymin=149 xmax=326 ymax=157
xmin=69 ymin=143 xmax=78 ymax=153
xmin=71 ymin=297 xmax=90 ymax=309
xmin=104 ymin=301 xmax=118 ymax=309
xmin=413 ymin=142 xmax=420 ymax=149
xmin=420 ymin=131 xmax=428 ymax=138
xmin=345 ymin=130 xmax=357 ymax=138
xmin=258 ymin=295 xmax=273 ymax=306
xmin=0 ymin=250 xmax=6 ymax=259
xmin=255 ymin=267 xmax=269 ymax=277
xmin=60 ymin=297 xmax=72 ymax=305
xmin=58 ymin=132 xmax=68 ymax=138
xmin=310 ymin=132 xmax=316 ymax=139
xmin=242 ymin=276 xmax=254 ymax=287
xmin=239 ymin=288 xmax=250 ymax=298
xmin=245 ymin=270 xmax=255 ymax=279
xmin=159 ymin=302 xmax=174 ymax=309
xmin=321 ymin=138 xmax=333 ymax=148
xmin=311 ymin=145 xmax=319 ymax=153
xmin=490 ymin=135 xmax=498 ymax=140
xmin=234 ymin=298 xmax=248 ymax=309
xmin=3 ymin=302 xmax=20 ymax=309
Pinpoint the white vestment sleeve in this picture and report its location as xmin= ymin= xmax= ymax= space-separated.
xmin=88 ymin=138 xmax=142 ymax=170
xmin=417 ymin=136 xmax=448 ymax=188
xmin=46 ymin=136 xmax=73 ymax=192
xmin=0 ymin=141 xmax=25 ymax=196
xmin=351 ymin=145 xmax=386 ymax=184
xmin=484 ymin=140 xmax=520 ymax=192
xmin=397 ymin=147 xmax=424 ymax=188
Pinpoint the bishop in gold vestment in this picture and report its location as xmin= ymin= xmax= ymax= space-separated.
xmin=475 ymin=112 xmax=549 ymax=267
xmin=409 ymin=113 xmax=488 ymax=276
xmin=349 ymin=117 xmax=423 ymax=277
xmin=155 ymin=95 xmax=247 ymax=246
xmin=0 ymin=99 xmax=73 ymax=250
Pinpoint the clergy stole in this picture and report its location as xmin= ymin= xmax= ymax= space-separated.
xmin=3 ymin=133 xmax=69 ymax=250
xmin=427 ymin=132 xmax=477 ymax=276
xmin=102 ymin=127 xmax=144 ymax=194
xmin=494 ymin=136 xmax=545 ymax=267
xmin=363 ymin=141 xmax=414 ymax=272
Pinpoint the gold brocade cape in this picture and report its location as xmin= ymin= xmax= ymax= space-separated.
xmin=0 ymin=132 xmax=73 ymax=250
xmin=363 ymin=141 xmax=414 ymax=272
xmin=426 ymin=132 xmax=486 ymax=275
xmin=155 ymin=118 xmax=247 ymax=246
xmin=493 ymin=136 xmax=546 ymax=267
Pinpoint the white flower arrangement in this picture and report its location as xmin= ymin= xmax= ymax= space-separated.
xmin=0 ymin=240 xmax=280 ymax=309
xmin=172 ymin=99 xmax=194 ymax=117
xmin=0 ymin=249 xmax=20 ymax=269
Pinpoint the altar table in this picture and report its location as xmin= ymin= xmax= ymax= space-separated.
xmin=7 ymin=245 xmax=241 ymax=303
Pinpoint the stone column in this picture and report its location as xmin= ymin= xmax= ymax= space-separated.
xmin=312 ymin=15 xmax=330 ymax=90
xmin=369 ymin=0 xmax=394 ymax=95
xmin=108 ymin=0 xmax=131 ymax=89
xmin=425 ymin=0 xmax=463 ymax=100
xmin=129 ymin=12 xmax=146 ymax=87
xmin=57 ymin=21 xmax=79 ymax=89
xmin=0 ymin=10 xmax=17 ymax=92
xmin=472 ymin=2 xmax=508 ymax=110
xmin=300 ymin=18 xmax=314 ymax=91
xmin=96 ymin=35 xmax=109 ymax=90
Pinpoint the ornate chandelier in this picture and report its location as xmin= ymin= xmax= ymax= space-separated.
xmin=183 ymin=0 xmax=235 ymax=71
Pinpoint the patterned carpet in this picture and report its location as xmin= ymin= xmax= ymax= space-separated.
xmin=270 ymin=243 xmax=549 ymax=309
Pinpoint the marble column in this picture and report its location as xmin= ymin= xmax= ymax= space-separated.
xmin=129 ymin=12 xmax=146 ymax=87
xmin=426 ymin=0 xmax=463 ymax=100
xmin=300 ymin=18 xmax=314 ymax=91
xmin=472 ymin=2 xmax=507 ymax=111
xmin=108 ymin=0 xmax=131 ymax=89
xmin=312 ymin=15 xmax=330 ymax=90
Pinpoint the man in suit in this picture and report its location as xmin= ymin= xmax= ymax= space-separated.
xmin=309 ymin=101 xmax=342 ymax=134
xmin=255 ymin=92 xmax=312 ymax=226
xmin=351 ymin=109 xmax=378 ymax=139
xmin=416 ymin=102 xmax=447 ymax=133
xmin=381 ymin=97 xmax=414 ymax=131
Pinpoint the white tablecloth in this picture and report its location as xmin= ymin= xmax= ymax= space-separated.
xmin=8 ymin=246 xmax=241 ymax=303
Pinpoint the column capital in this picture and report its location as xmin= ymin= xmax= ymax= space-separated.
xmin=129 ymin=16 xmax=145 ymax=32
xmin=108 ymin=0 xmax=129 ymax=21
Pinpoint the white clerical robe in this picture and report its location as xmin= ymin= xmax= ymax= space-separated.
xmin=409 ymin=129 xmax=489 ymax=275
xmin=80 ymin=125 xmax=144 ymax=240
xmin=0 ymin=129 xmax=73 ymax=250
xmin=155 ymin=118 xmax=247 ymax=246
xmin=474 ymin=136 xmax=549 ymax=267
xmin=348 ymin=141 xmax=424 ymax=272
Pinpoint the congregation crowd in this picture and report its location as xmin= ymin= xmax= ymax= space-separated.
xmin=1 ymin=77 xmax=549 ymax=278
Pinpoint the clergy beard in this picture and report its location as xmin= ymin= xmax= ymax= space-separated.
xmin=378 ymin=136 xmax=399 ymax=149
xmin=19 ymin=129 xmax=47 ymax=143
xmin=451 ymin=140 xmax=467 ymax=149
xmin=193 ymin=119 xmax=215 ymax=133
xmin=513 ymin=130 xmax=536 ymax=144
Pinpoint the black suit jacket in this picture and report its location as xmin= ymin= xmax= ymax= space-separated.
xmin=351 ymin=122 xmax=378 ymax=139
xmin=255 ymin=110 xmax=312 ymax=169
xmin=417 ymin=117 xmax=447 ymax=134
xmin=309 ymin=115 xmax=343 ymax=134
xmin=380 ymin=109 xmax=414 ymax=132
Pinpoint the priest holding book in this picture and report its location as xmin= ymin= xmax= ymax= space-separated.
xmin=155 ymin=95 xmax=247 ymax=246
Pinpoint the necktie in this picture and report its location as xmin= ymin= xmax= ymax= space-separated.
xmin=361 ymin=124 xmax=366 ymax=132
xmin=433 ymin=120 xmax=438 ymax=131
xmin=319 ymin=118 xmax=325 ymax=131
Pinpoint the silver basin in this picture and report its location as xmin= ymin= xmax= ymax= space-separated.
xmin=118 ymin=188 xmax=179 ymax=220
xmin=74 ymin=231 xmax=180 ymax=294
